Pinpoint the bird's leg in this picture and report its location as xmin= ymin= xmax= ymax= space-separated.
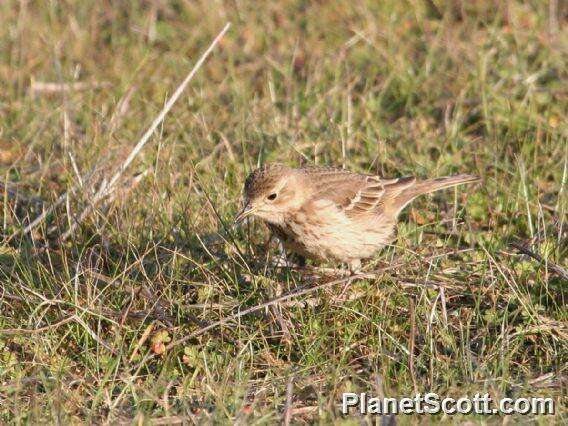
xmin=261 ymin=235 xmax=293 ymax=342
xmin=334 ymin=259 xmax=361 ymax=298
xmin=271 ymin=240 xmax=306 ymax=269
xmin=267 ymin=237 xmax=288 ymax=267
xmin=348 ymin=259 xmax=362 ymax=274
xmin=268 ymin=280 xmax=293 ymax=343
xmin=307 ymin=259 xmax=361 ymax=277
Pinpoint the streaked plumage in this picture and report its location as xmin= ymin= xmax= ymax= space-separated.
xmin=235 ymin=164 xmax=479 ymax=271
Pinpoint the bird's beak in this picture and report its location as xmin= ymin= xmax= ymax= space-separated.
xmin=234 ymin=203 xmax=255 ymax=225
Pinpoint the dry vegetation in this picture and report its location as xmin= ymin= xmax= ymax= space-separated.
xmin=0 ymin=0 xmax=567 ymax=423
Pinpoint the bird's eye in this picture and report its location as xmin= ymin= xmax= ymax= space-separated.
xmin=267 ymin=193 xmax=277 ymax=201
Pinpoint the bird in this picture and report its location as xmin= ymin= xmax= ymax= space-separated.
xmin=234 ymin=164 xmax=479 ymax=272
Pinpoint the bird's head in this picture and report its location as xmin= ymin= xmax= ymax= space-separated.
xmin=234 ymin=164 xmax=306 ymax=225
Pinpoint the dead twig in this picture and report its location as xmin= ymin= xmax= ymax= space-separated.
xmin=0 ymin=313 xmax=114 ymax=353
xmin=133 ymin=264 xmax=400 ymax=372
xmin=86 ymin=267 xmax=237 ymax=344
xmin=283 ymin=373 xmax=295 ymax=426
xmin=29 ymin=80 xmax=111 ymax=95
xmin=408 ymin=296 xmax=418 ymax=394
xmin=61 ymin=23 xmax=231 ymax=241
xmin=510 ymin=241 xmax=568 ymax=280
xmin=109 ymin=84 xmax=138 ymax=133
xmin=0 ymin=315 xmax=75 ymax=335
xmin=9 ymin=24 xmax=230 ymax=242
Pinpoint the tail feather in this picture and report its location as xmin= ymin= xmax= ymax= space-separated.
xmin=387 ymin=174 xmax=479 ymax=215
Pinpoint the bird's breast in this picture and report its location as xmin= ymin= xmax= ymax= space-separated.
xmin=265 ymin=202 xmax=396 ymax=262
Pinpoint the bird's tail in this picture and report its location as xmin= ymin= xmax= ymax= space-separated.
xmin=386 ymin=174 xmax=480 ymax=216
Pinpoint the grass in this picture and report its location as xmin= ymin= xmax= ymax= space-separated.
xmin=0 ymin=0 xmax=567 ymax=423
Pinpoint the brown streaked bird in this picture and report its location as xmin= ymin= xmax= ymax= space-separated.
xmin=234 ymin=164 xmax=479 ymax=271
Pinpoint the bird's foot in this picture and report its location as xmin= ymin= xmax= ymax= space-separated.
xmin=270 ymin=255 xmax=291 ymax=268
xmin=270 ymin=252 xmax=307 ymax=270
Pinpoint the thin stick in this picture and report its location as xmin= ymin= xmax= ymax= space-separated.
xmin=30 ymin=80 xmax=111 ymax=94
xmin=59 ymin=23 xmax=231 ymax=240
xmin=1 ymin=314 xmax=114 ymax=353
xmin=173 ymin=270 xmax=390 ymax=344
xmin=511 ymin=241 xmax=568 ymax=280
xmin=408 ymin=296 xmax=418 ymax=394
xmin=439 ymin=286 xmax=448 ymax=328
xmin=0 ymin=315 xmax=75 ymax=335
xmin=102 ymin=23 xmax=231 ymax=198
xmin=72 ymin=314 xmax=115 ymax=353
xmin=133 ymin=265 xmax=399 ymax=371
xmin=283 ymin=373 xmax=295 ymax=426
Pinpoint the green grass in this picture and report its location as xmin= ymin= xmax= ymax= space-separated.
xmin=0 ymin=0 xmax=566 ymax=423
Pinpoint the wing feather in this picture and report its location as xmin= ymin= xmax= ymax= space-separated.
xmin=302 ymin=167 xmax=419 ymax=218
xmin=305 ymin=173 xmax=382 ymax=217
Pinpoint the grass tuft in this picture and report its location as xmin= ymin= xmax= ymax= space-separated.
xmin=0 ymin=0 xmax=566 ymax=423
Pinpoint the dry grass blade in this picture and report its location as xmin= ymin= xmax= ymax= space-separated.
xmin=2 ymin=2 xmax=566 ymax=421
xmin=0 ymin=314 xmax=114 ymax=353
xmin=61 ymin=22 xmax=231 ymax=241
xmin=9 ymin=167 xmax=99 ymax=241
xmin=176 ymin=269 xmax=392 ymax=340
xmin=408 ymin=296 xmax=418 ymax=393
xmin=283 ymin=373 xmax=295 ymax=426
xmin=511 ymin=241 xmax=568 ymax=280
xmin=29 ymin=80 xmax=111 ymax=95
xmin=133 ymin=264 xmax=400 ymax=371
xmin=9 ymin=24 xmax=230 ymax=242
xmin=0 ymin=315 xmax=75 ymax=335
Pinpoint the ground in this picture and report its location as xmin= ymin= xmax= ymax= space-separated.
xmin=0 ymin=0 xmax=566 ymax=424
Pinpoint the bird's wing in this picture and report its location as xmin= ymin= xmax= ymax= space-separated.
xmin=304 ymin=168 xmax=417 ymax=218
